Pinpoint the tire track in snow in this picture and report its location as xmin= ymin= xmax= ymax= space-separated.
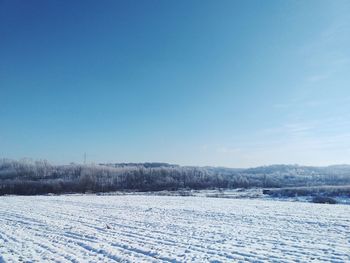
xmin=0 ymin=195 xmax=349 ymax=262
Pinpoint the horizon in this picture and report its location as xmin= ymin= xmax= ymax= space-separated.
xmin=2 ymin=157 xmax=350 ymax=170
xmin=1 ymin=0 xmax=350 ymax=167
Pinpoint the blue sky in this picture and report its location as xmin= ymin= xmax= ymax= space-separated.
xmin=1 ymin=0 xmax=350 ymax=167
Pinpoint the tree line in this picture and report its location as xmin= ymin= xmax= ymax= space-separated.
xmin=0 ymin=159 xmax=349 ymax=195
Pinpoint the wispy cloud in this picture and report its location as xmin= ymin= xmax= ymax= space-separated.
xmin=306 ymin=73 xmax=330 ymax=83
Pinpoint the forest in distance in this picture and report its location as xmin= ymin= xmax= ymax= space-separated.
xmin=1 ymin=158 xmax=350 ymax=196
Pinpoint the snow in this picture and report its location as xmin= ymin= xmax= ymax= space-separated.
xmin=0 ymin=195 xmax=349 ymax=262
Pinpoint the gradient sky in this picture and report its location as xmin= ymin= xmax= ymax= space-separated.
xmin=1 ymin=0 xmax=350 ymax=167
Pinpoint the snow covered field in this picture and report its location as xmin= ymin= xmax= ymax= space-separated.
xmin=0 ymin=195 xmax=349 ymax=262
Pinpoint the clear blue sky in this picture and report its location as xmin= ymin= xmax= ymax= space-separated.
xmin=1 ymin=0 xmax=350 ymax=167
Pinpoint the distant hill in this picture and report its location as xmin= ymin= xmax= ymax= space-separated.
xmin=101 ymin=162 xmax=179 ymax=168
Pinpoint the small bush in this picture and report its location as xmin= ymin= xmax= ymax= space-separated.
xmin=312 ymin=196 xmax=337 ymax=204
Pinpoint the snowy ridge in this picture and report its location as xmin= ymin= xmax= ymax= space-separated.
xmin=0 ymin=195 xmax=349 ymax=262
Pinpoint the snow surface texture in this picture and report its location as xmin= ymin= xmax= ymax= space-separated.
xmin=0 ymin=195 xmax=349 ymax=262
